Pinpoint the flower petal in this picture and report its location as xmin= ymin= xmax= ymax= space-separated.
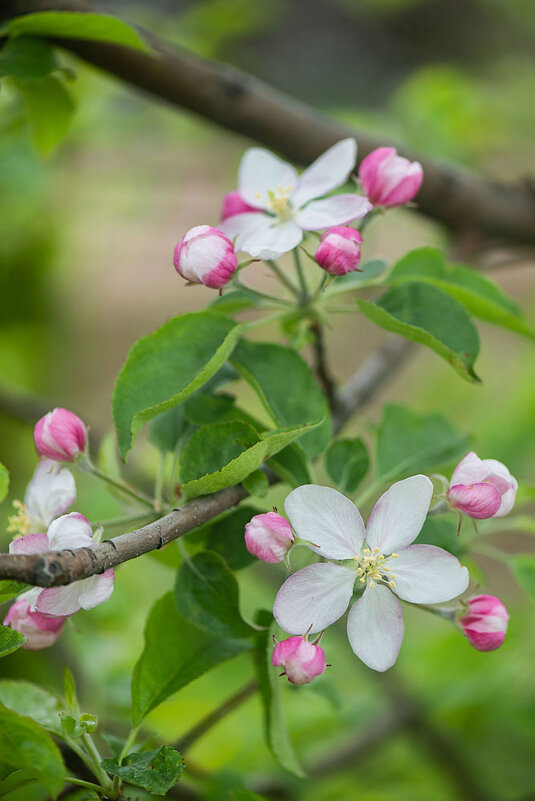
xmin=218 ymin=211 xmax=272 ymax=246
xmin=450 ymin=452 xmax=485 ymax=486
xmin=47 ymin=513 xmax=93 ymax=550
xmin=36 ymin=584 xmax=82 ymax=616
xmin=346 ymin=584 xmax=404 ymax=672
xmin=285 ymin=484 xmax=365 ymax=559
xmin=25 ymin=459 xmax=76 ymax=527
xmin=273 ymin=562 xmax=356 ymax=635
xmin=294 ymin=194 xmax=371 ymax=230
xmin=366 ymin=475 xmax=433 ymax=553
xmin=238 ymin=220 xmax=303 ymax=259
xmin=292 ymin=138 xmax=357 ymax=208
xmin=391 ymin=544 xmax=469 ymax=603
xmin=448 ymin=482 xmax=502 ymax=519
xmin=9 ymin=533 xmax=49 ymax=554
xmin=78 ymin=570 xmax=115 ymax=610
xmin=238 ymin=148 xmax=298 ymax=207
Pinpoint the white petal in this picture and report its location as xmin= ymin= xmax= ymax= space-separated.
xmin=294 ymin=195 xmax=371 ymax=230
xmin=9 ymin=533 xmax=49 ymax=554
xmin=366 ymin=475 xmax=433 ymax=553
xmin=218 ymin=211 xmax=272 ymax=249
xmin=25 ymin=460 xmax=76 ymax=527
xmin=47 ymin=513 xmax=93 ymax=550
xmin=292 ymin=139 xmax=357 ymax=207
xmin=239 ymin=220 xmax=303 ymax=259
xmin=285 ymin=484 xmax=365 ymax=559
xmin=347 ymin=584 xmax=404 ymax=672
xmin=273 ymin=562 xmax=356 ymax=635
xmin=450 ymin=452 xmax=485 ymax=486
xmin=391 ymin=544 xmax=469 ymax=604
xmin=20 ymin=586 xmax=43 ymax=611
xmin=77 ymin=570 xmax=115 ymax=610
xmin=36 ymin=583 xmax=82 ymax=616
xmin=238 ymin=148 xmax=297 ymax=207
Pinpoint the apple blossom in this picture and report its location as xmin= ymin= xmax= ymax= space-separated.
xmin=359 ymin=147 xmax=423 ymax=207
xmin=3 ymin=596 xmax=65 ymax=650
xmin=272 ymin=636 xmax=326 ymax=685
xmin=8 ymin=459 xmax=76 ymax=536
xmin=315 ymin=226 xmax=363 ymax=275
xmin=34 ymin=408 xmax=87 ymax=462
xmin=447 ymin=452 xmax=517 ymax=519
xmin=273 ymin=478 xmax=469 ymax=672
xmin=459 ymin=594 xmax=509 ymax=652
xmin=174 ymin=225 xmax=238 ymax=289
xmin=219 ymin=139 xmax=372 ymax=259
xmin=245 ymin=512 xmax=294 ymax=563
xmin=221 ymin=190 xmax=256 ymax=221
xmin=9 ymin=513 xmax=114 ymax=617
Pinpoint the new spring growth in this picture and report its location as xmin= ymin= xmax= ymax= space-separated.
xmin=272 ymin=635 xmax=326 ymax=685
xmin=174 ymin=225 xmax=238 ymax=289
xmin=315 ymin=225 xmax=363 ymax=275
xmin=459 ymin=594 xmax=509 ymax=652
xmin=244 ymin=511 xmax=294 ymax=563
xmin=447 ymin=452 xmax=518 ymax=519
xmin=359 ymin=147 xmax=423 ymax=207
xmin=34 ymin=408 xmax=87 ymax=463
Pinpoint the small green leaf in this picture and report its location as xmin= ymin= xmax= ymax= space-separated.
xmin=131 ymin=593 xmax=250 ymax=725
xmin=102 ymin=746 xmax=184 ymax=796
xmin=63 ymin=666 xmax=79 ymax=715
xmin=511 ymin=555 xmax=535 ymax=601
xmin=0 ymin=37 xmax=56 ymax=79
xmin=15 ymin=74 xmax=74 ymax=157
xmin=113 ymin=313 xmax=243 ymax=460
xmin=325 ymin=437 xmax=369 ymax=493
xmin=2 ymin=12 xmax=149 ymax=52
xmin=0 ymin=625 xmax=26 ymax=658
xmin=175 ymin=551 xmax=253 ymax=639
xmin=61 ymin=712 xmax=98 ymax=739
xmin=0 ymin=580 xmax=29 ymax=604
xmin=211 ymin=288 xmax=264 ymax=315
xmin=0 ymin=463 xmax=10 ymax=504
xmin=267 ymin=443 xmax=312 ymax=488
xmin=243 ymin=469 xmax=269 ymax=498
xmin=0 ymin=680 xmax=63 ymax=735
xmin=231 ymin=340 xmax=331 ymax=458
xmin=357 ymin=282 xmax=480 ymax=382
xmin=0 ymin=702 xmax=66 ymax=797
xmin=205 ymin=505 xmax=262 ymax=570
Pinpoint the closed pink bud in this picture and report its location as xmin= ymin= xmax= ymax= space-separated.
xmin=448 ymin=452 xmax=517 ymax=519
xmin=459 ymin=595 xmax=509 ymax=652
xmin=315 ymin=226 xmax=363 ymax=275
xmin=3 ymin=598 xmax=65 ymax=650
xmin=244 ymin=512 xmax=294 ymax=563
xmin=220 ymin=191 xmax=257 ymax=221
xmin=34 ymin=408 xmax=87 ymax=462
xmin=272 ymin=636 xmax=326 ymax=685
xmin=359 ymin=147 xmax=423 ymax=207
xmin=174 ymin=225 xmax=238 ymax=289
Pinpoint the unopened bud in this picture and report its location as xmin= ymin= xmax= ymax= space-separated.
xmin=459 ymin=594 xmax=509 ymax=652
xmin=34 ymin=408 xmax=87 ymax=463
xmin=244 ymin=512 xmax=294 ymax=563
xmin=315 ymin=226 xmax=363 ymax=275
xmin=174 ymin=225 xmax=238 ymax=289
xmin=272 ymin=636 xmax=326 ymax=685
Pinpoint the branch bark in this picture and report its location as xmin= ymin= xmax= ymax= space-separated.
xmin=2 ymin=0 xmax=535 ymax=244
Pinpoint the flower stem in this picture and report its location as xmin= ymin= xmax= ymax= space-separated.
xmin=81 ymin=732 xmax=112 ymax=790
xmin=89 ymin=511 xmax=158 ymax=529
xmin=293 ymin=247 xmax=309 ymax=302
xmin=79 ymin=458 xmax=154 ymax=509
xmin=266 ymin=260 xmax=300 ymax=297
xmin=243 ymin=311 xmax=287 ymax=332
xmin=234 ymin=278 xmax=294 ymax=307
xmin=66 ymin=776 xmax=109 ymax=794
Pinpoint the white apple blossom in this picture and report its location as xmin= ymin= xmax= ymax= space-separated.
xmin=273 ymin=477 xmax=469 ymax=672
xmin=8 ymin=459 xmax=76 ymax=535
xmin=219 ymin=138 xmax=372 ymax=259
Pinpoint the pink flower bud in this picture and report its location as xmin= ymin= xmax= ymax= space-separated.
xmin=220 ymin=191 xmax=257 ymax=221
xmin=359 ymin=147 xmax=423 ymax=207
xmin=448 ymin=452 xmax=517 ymax=519
xmin=3 ymin=598 xmax=65 ymax=650
xmin=34 ymin=408 xmax=87 ymax=463
xmin=244 ymin=512 xmax=294 ymax=563
xmin=272 ymin=636 xmax=326 ymax=685
xmin=314 ymin=226 xmax=363 ymax=275
xmin=459 ymin=595 xmax=509 ymax=652
xmin=173 ymin=225 xmax=238 ymax=289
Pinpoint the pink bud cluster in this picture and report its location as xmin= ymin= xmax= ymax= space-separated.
xmin=459 ymin=595 xmax=509 ymax=652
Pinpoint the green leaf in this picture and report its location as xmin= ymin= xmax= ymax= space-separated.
xmin=15 ymin=74 xmax=74 ymax=157
xmin=0 ymin=580 xmax=30 ymax=604
xmin=113 ymin=313 xmax=243 ymax=460
xmin=511 ymin=555 xmax=535 ymax=601
xmin=0 ymin=680 xmax=63 ymax=735
xmin=0 ymin=767 xmax=37 ymax=797
xmin=63 ymin=666 xmax=79 ymax=715
xmin=0 ymin=625 xmax=26 ymax=658
xmin=180 ymin=420 xmax=319 ymax=500
xmin=242 ymin=469 xmax=269 ymax=498
xmin=267 ymin=443 xmax=313 ymax=488
xmin=0 ymin=463 xmax=10 ymax=504
xmin=0 ymin=37 xmax=56 ymax=79
xmin=229 ymin=789 xmax=267 ymax=801
xmin=390 ymin=247 xmax=535 ymax=339
xmin=131 ymin=593 xmax=250 ymax=725
xmin=413 ymin=516 xmax=465 ymax=557
xmin=175 ymin=551 xmax=253 ymax=639
xmin=2 ymin=12 xmax=149 ymax=52
xmin=0 ymin=702 xmax=66 ymax=797
xmin=102 ymin=746 xmax=184 ymax=796
xmin=326 ymin=259 xmax=388 ymax=296
xmin=61 ymin=712 xmax=98 ymax=739
xmin=210 ymin=288 xmax=263 ymax=315
xmin=356 ymin=282 xmax=480 ymax=382
xmin=375 ymin=404 xmax=469 ymax=482
xmin=205 ymin=505 xmax=261 ymax=570
xmin=253 ymin=616 xmax=305 ymax=778
xmin=149 ymin=406 xmax=189 ymax=454
xmin=325 ymin=437 xmax=369 ymax=493
xmin=231 ymin=340 xmax=331 ymax=458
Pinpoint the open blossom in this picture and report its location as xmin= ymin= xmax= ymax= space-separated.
xmin=34 ymin=408 xmax=87 ymax=462
xmin=219 ymin=139 xmax=371 ymax=259
xmin=359 ymin=147 xmax=423 ymax=207
xmin=245 ymin=512 xmax=294 ymax=563
xmin=174 ymin=225 xmax=237 ymax=289
xmin=315 ymin=226 xmax=363 ymax=275
xmin=9 ymin=513 xmax=114 ymax=617
xmin=272 ymin=636 xmax=326 ymax=685
xmin=3 ymin=597 xmax=65 ymax=650
xmin=273 ymin=478 xmax=469 ymax=672
xmin=447 ymin=452 xmax=517 ymax=519
xmin=459 ymin=595 xmax=509 ymax=652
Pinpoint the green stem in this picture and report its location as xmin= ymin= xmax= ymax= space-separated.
xmin=293 ymin=247 xmax=309 ymax=301
xmin=235 ymin=279 xmax=294 ymax=307
xmin=81 ymin=732 xmax=112 ymax=790
xmin=111 ymin=727 xmax=139 ymax=797
xmin=66 ymin=776 xmax=109 ymax=794
xmin=266 ymin=259 xmax=300 ymax=297
xmin=66 ymin=736 xmax=111 ymax=792
xmin=80 ymin=459 xmax=154 ymax=509
xmin=243 ymin=311 xmax=287 ymax=332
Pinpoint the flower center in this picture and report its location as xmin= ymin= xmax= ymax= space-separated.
xmin=257 ymin=185 xmax=294 ymax=221
xmin=355 ymin=547 xmax=398 ymax=589
xmin=7 ymin=500 xmax=32 ymax=536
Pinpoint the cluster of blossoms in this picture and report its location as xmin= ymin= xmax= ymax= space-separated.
xmin=245 ymin=452 xmax=516 ymax=682
xmin=4 ymin=408 xmax=115 ymax=649
xmin=173 ymin=139 xmax=423 ymax=288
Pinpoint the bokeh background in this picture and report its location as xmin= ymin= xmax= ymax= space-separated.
xmin=1 ymin=1 xmax=535 ymax=799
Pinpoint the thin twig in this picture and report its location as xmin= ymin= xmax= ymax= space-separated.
xmin=309 ymin=320 xmax=339 ymax=413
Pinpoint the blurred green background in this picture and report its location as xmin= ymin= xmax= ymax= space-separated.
xmin=1 ymin=1 xmax=535 ymax=799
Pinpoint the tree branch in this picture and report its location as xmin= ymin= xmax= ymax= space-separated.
xmin=1 ymin=0 xmax=535 ymax=244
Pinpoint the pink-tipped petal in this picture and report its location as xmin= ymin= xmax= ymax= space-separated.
xmin=359 ymin=147 xmax=423 ymax=207
xmin=245 ymin=512 xmax=294 ymax=563
xmin=292 ymin=138 xmax=357 ymax=208
xmin=294 ymin=195 xmax=371 ymax=230
xmin=391 ymin=544 xmax=469 ymax=604
xmin=35 ymin=584 xmax=84 ymax=617
xmin=448 ymin=482 xmax=502 ymax=519
xmin=3 ymin=599 xmax=65 ymax=650
xmin=34 ymin=408 xmax=87 ymax=462
xmin=220 ymin=191 xmax=258 ymax=221
xmin=366 ymin=475 xmax=433 ymax=554
xmin=272 ymin=636 xmax=326 ymax=685
xmin=174 ymin=225 xmax=238 ymax=289
xmin=47 ymin=513 xmax=93 ymax=550
xmin=77 ymin=569 xmax=115 ymax=610
xmin=9 ymin=533 xmax=49 ymax=555
xmin=347 ymin=584 xmax=404 ymax=672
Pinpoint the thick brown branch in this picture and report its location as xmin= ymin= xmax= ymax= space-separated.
xmin=2 ymin=0 xmax=535 ymax=244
